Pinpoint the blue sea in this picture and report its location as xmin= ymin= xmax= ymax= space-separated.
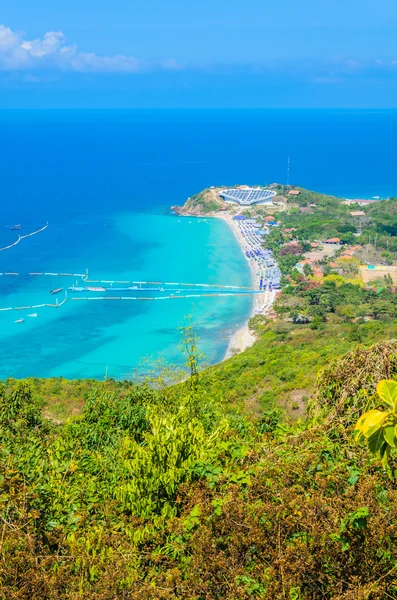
xmin=1 ymin=109 xmax=397 ymax=380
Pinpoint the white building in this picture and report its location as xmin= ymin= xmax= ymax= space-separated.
xmin=219 ymin=187 xmax=276 ymax=206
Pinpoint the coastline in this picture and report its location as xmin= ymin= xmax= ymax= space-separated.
xmin=172 ymin=205 xmax=277 ymax=361
xmin=214 ymin=213 xmax=263 ymax=359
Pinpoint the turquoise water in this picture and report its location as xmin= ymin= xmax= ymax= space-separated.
xmin=0 ymin=209 xmax=251 ymax=379
xmin=1 ymin=109 xmax=397 ymax=379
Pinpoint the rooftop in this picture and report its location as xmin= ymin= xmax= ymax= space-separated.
xmin=219 ymin=187 xmax=276 ymax=206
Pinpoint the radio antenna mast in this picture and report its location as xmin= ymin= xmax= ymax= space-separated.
xmin=287 ymin=156 xmax=290 ymax=187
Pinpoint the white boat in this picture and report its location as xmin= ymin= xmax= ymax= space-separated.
xmin=27 ymin=313 xmax=39 ymax=318
xmin=15 ymin=318 xmax=24 ymax=323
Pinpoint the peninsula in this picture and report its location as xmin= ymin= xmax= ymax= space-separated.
xmin=173 ymin=183 xmax=393 ymax=356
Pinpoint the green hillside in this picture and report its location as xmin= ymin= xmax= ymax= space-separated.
xmin=3 ymin=325 xmax=397 ymax=597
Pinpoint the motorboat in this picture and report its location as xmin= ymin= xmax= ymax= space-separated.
xmin=27 ymin=313 xmax=39 ymax=318
xmin=15 ymin=318 xmax=24 ymax=323
xmin=50 ymin=287 xmax=63 ymax=295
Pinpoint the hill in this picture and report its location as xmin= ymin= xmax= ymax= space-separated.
xmin=2 ymin=338 xmax=397 ymax=598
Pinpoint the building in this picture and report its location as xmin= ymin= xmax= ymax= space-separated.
xmin=350 ymin=211 xmax=366 ymax=217
xmin=219 ymin=187 xmax=276 ymax=206
xmin=288 ymin=189 xmax=301 ymax=196
xmin=324 ymin=237 xmax=341 ymax=244
xmin=343 ymin=199 xmax=377 ymax=206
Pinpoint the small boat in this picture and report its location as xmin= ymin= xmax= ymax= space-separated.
xmin=11 ymin=224 xmax=21 ymax=231
xmin=50 ymin=288 xmax=63 ymax=295
xmin=27 ymin=313 xmax=39 ymax=318
xmin=15 ymin=318 xmax=24 ymax=323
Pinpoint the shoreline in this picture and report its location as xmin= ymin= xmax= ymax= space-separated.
xmin=174 ymin=208 xmax=275 ymax=360
xmin=214 ymin=213 xmax=264 ymax=360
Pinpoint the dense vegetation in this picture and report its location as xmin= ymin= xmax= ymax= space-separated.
xmin=3 ymin=338 xmax=397 ymax=598
xmin=270 ymin=188 xmax=397 ymax=258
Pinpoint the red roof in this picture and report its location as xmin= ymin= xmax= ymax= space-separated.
xmin=325 ymin=237 xmax=340 ymax=243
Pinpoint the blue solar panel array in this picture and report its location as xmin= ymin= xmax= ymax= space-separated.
xmin=219 ymin=188 xmax=276 ymax=206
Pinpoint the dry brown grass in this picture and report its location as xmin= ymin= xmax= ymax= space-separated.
xmin=360 ymin=265 xmax=397 ymax=284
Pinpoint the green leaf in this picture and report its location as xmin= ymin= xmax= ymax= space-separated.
xmin=381 ymin=446 xmax=391 ymax=469
xmin=384 ymin=425 xmax=396 ymax=448
xmin=368 ymin=428 xmax=386 ymax=455
xmin=377 ymin=380 xmax=397 ymax=410
xmin=355 ymin=410 xmax=386 ymax=438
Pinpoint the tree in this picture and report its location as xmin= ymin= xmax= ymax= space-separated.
xmin=336 ymin=304 xmax=356 ymax=322
xmin=310 ymin=315 xmax=323 ymax=330
xmin=340 ymin=232 xmax=355 ymax=245
xmin=381 ymin=251 xmax=394 ymax=266
xmin=0 ymin=382 xmax=43 ymax=435
xmin=323 ymin=274 xmax=346 ymax=287
xmin=371 ymin=300 xmax=392 ymax=320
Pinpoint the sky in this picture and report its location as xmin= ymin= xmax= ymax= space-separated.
xmin=2 ymin=0 xmax=397 ymax=108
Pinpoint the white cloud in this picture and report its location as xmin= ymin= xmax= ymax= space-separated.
xmin=0 ymin=25 xmax=181 ymax=73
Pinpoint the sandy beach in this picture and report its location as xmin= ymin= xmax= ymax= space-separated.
xmin=214 ymin=212 xmax=275 ymax=360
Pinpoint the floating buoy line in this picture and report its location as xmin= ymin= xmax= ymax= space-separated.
xmin=0 ymin=223 xmax=49 ymax=252
xmin=0 ymin=270 xmax=268 ymax=315
xmin=0 ymin=221 xmax=265 ymax=319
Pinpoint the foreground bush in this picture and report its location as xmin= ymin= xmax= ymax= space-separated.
xmin=2 ymin=343 xmax=397 ymax=598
